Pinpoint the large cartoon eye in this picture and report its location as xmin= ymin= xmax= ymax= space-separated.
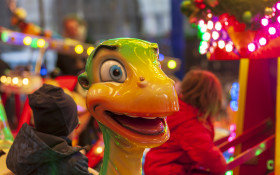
xmin=100 ymin=60 xmax=126 ymax=82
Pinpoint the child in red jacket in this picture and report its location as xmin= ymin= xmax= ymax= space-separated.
xmin=144 ymin=70 xmax=227 ymax=175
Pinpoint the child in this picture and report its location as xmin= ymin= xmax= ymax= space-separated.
xmin=144 ymin=70 xmax=227 ymax=175
xmin=6 ymin=84 xmax=93 ymax=175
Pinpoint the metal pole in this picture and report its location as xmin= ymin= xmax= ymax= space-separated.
xmin=171 ymin=0 xmax=185 ymax=80
xmin=38 ymin=0 xmax=45 ymax=32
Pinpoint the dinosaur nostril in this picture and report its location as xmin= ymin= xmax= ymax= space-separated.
xmin=137 ymin=78 xmax=148 ymax=88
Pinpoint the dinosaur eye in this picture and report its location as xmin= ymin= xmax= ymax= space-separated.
xmin=100 ymin=60 xmax=126 ymax=82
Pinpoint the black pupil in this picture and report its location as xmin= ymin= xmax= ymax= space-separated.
xmin=113 ymin=69 xmax=120 ymax=76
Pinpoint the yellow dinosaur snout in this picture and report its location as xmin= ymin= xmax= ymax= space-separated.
xmin=86 ymin=75 xmax=178 ymax=117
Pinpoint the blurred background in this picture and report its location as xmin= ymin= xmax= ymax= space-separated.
xmin=0 ymin=0 xmax=241 ymax=140
xmin=0 ymin=0 xmax=239 ymax=83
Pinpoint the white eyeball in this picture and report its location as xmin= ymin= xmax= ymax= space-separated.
xmin=100 ymin=60 xmax=126 ymax=83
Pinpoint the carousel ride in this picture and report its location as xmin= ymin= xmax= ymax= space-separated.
xmin=181 ymin=0 xmax=280 ymax=174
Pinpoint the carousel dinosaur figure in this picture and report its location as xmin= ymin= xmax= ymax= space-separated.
xmin=78 ymin=38 xmax=179 ymax=175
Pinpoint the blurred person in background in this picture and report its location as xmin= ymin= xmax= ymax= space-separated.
xmin=55 ymin=15 xmax=101 ymax=154
xmin=55 ymin=15 xmax=89 ymax=76
xmin=144 ymin=69 xmax=227 ymax=175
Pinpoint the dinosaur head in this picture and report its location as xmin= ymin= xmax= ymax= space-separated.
xmin=78 ymin=38 xmax=179 ymax=148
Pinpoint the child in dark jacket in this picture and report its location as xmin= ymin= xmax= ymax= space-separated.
xmin=6 ymin=84 xmax=93 ymax=175
xmin=144 ymin=70 xmax=227 ymax=175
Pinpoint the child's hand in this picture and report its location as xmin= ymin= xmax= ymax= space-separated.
xmin=79 ymin=149 xmax=86 ymax=155
xmin=88 ymin=167 xmax=99 ymax=175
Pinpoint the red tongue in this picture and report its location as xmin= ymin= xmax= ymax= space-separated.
xmin=112 ymin=115 xmax=165 ymax=135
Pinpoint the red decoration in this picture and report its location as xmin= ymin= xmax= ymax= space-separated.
xmin=55 ymin=76 xmax=78 ymax=91
xmin=233 ymin=22 xmax=246 ymax=32
xmin=195 ymin=3 xmax=206 ymax=9
xmin=208 ymin=47 xmax=240 ymax=60
xmin=182 ymin=0 xmax=280 ymax=60
xmin=195 ymin=0 xmax=206 ymax=9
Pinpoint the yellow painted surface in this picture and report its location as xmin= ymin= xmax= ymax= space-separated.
xmin=0 ymin=149 xmax=13 ymax=175
xmin=233 ymin=59 xmax=249 ymax=175
xmin=275 ymin=57 xmax=280 ymax=175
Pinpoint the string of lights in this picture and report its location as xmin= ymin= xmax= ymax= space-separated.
xmin=0 ymin=27 xmax=95 ymax=57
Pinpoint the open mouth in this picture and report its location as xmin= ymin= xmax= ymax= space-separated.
xmin=105 ymin=111 xmax=166 ymax=135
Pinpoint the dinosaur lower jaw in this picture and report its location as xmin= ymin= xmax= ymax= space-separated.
xmin=105 ymin=111 xmax=166 ymax=136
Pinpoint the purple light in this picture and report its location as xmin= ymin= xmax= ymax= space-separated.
xmin=276 ymin=2 xmax=280 ymax=10
xmin=228 ymin=136 xmax=234 ymax=142
xmin=230 ymin=124 xmax=236 ymax=132
xmin=268 ymin=27 xmax=276 ymax=35
xmin=248 ymin=43 xmax=256 ymax=52
xmin=230 ymin=132 xmax=236 ymax=138
xmin=158 ymin=53 xmax=164 ymax=61
xmin=228 ymin=147 xmax=235 ymax=154
xmin=261 ymin=18 xmax=269 ymax=26
xmin=259 ymin=37 xmax=267 ymax=46
xmin=278 ymin=16 xmax=280 ymax=23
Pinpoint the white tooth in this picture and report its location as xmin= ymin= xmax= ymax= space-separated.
xmin=159 ymin=116 xmax=167 ymax=119
xmin=127 ymin=115 xmax=139 ymax=118
xmin=142 ymin=117 xmax=157 ymax=119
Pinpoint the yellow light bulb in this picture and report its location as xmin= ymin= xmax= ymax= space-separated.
xmin=167 ymin=60 xmax=177 ymax=69
xmin=87 ymin=47 xmax=94 ymax=55
xmin=37 ymin=39 xmax=46 ymax=48
xmin=75 ymin=45 xmax=84 ymax=54
xmin=0 ymin=76 xmax=7 ymax=83
xmin=12 ymin=77 xmax=19 ymax=85
xmin=95 ymin=146 xmax=103 ymax=154
xmin=22 ymin=78 xmax=29 ymax=85
xmin=23 ymin=36 xmax=32 ymax=45
xmin=6 ymin=77 xmax=11 ymax=84
xmin=18 ymin=79 xmax=22 ymax=87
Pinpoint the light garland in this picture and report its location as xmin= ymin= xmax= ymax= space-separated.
xmin=0 ymin=28 xmax=95 ymax=57
xmin=0 ymin=74 xmax=42 ymax=94
xmin=195 ymin=1 xmax=280 ymax=57
xmin=197 ymin=15 xmax=236 ymax=55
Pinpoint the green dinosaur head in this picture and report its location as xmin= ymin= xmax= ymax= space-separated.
xmin=78 ymin=38 xmax=178 ymax=148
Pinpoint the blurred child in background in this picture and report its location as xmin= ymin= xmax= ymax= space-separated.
xmin=144 ymin=69 xmax=227 ymax=175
